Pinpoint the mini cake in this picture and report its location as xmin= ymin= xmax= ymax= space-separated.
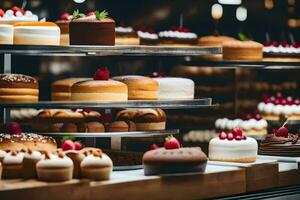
xmin=71 ymin=68 xmax=128 ymax=102
xmin=112 ymin=75 xmax=158 ymax=100
xmin=137 ymin=29 xmax=159 ymax=45
xmin=198 ymin=35 xmax=236 ymax=47
xmin=22 ymin=149 xmax=43 ymax=179
xmin=69 ymin=10 xmax=115 ymax=45
xmin=258 ymin=93 xmax=300 ymax=121
xmin=107 ymin=121 xmax=136 ymax=132
xmin=2 ymin=151 xmax=24 ymax=179
xmin=0 ymin=25 xmax=13 ymax=44
xmin=116 ymin=108 xmax=166 ymax=131
xmin=51 ymin=78 xmax=88 ymax=101
xmin=152 ymin=76 xmax=195 ymax=100
xmin=115 ymin=24 xmax=140 ymax=45
xmin=158 ymin=27 xmax=198 ymax=46
xmin=0 ymin=7 xmax=38 ymax=24
xmin=0 ymin=73 xmax=38 ymax=103
xmin=36 ymin=152 xmax=73 ymax=182
xmin=222 ymin=40 xmax=263 ymax=61
xmin=209 ymin=129 xmax=258 ymax=163
xmin=259 ymin=126 xmax=300 ymax=157
xmin=14 ymin=22 xmax=60 ymax=45
xmin=56 ymin=13 xmax=73 ymax=46
xmin=143 ymin=136 xmax=207 ymax=175
xmin=80 ymin=150 xmax=113 ymax=180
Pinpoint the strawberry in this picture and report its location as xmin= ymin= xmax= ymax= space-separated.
xmin=0 ymin=9 xmax=4 ymax=17
xmin=231 ymin=128 xmax=243 ymax=137
xmin=87 ymin=12 xmax=94 ymax=16
xmin=227 ymin=133 xmax=234 ymax=140
xmin=83 ymin=108 xmax=92 ymax=113
xmin=94 ymin=67 xmax=110 ymax=80
xmin=60 ymin=13 xmax=70 ymax=21
xmin=74 ymin=141 xmax=83 ymax=150
xmin=61 ymin=140 xmax=75 ymax=151
xmin=219 ymin=131 xmax=227 ymax=140
xmin=149 ymin=144 xmax=159 ymax=150
xmin=275 ymin=127 xmax=289 ymax=137
xmin=11 ymin=6 xmax=20 ymax=15
xmin=164 ymin=135 xmax=180 ymax=149
xmin=6 ymin=122 xmax=22 ymax=135
xmin=235 ymin=135 xmax=242 ymax=141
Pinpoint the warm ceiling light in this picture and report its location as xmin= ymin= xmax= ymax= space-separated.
xmin=264 ymin=0 xmax=274 ymax=10
xmin=73 ymin=0 xmax=86 ymax=3
xmin=211 ymin=3 xmax=223 ymax=20
xmin=218 ymin=0 xmax=242 ymax=5
xmin=288 ymin=19 xmax=297 ymax=28
xmin=236 ymin=6 xmax=247 ymax=22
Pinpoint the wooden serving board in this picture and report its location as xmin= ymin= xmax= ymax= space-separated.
xmin=208 ymin=159 xmax=279 ymax=192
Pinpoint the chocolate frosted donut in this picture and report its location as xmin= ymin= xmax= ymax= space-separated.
xmin=0 ymin=73 xmax=39 ymax=102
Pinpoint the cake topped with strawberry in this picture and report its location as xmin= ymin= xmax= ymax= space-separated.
xmin=158 ymin=27 xmax=198 ymax=46
xmin=0 ymin=6 xmax=38 ymax=24
xmin=258 ymin=93 xmax=300 ymax=121
xmin=142 ymin=135 xmax=207 ymax=175
xmin=209 ymin=128 xmax=258 ymax=163
xmin=263 ymin=41 xmax=300 ymax=55
xmin=137 ymin=28 xmax=159 ymax=45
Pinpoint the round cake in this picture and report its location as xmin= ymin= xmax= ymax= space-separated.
xmin=222 ymin=40 xmax=263 ymax=61
xmin=112 ymin=75 xmax=158 ymax=100
xmin=158 ymin=27 xmax=198 ymax=46
xmin=0 ymin=73 xmax=39 ymax=103
xmin=198 ymin=35 xmax=236 ymax=47
xmin=115 ymin=25 xmax=140 ymax=45
xmin=208 ymin=130 xmax=258 ymax=163
xmin=137 ymin=29 xmax=159 ymax=45
xmin=51 ymin=78 xmax=89 ymax=101
xmin=14 ymin=22 xmax=60 ymax=45
xmin=153 ymin=77 xmax=195 ymax=100
xmin=0 ymin=25 xmax=13 ymax=44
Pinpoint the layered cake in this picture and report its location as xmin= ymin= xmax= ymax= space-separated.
xmin=258 ymin=93 xmax=300 ymax=121
xmin=158 ymin=27 xmax=198 ymax=46
xmin=56 ymin=13 xmax=73 ymax=46
xmin=116 ymin=108 xmax=166 ymax=131
xmin=71 ymin=68 xmax=128 ymax=102
xmin=198 ymin=35 xmax=235 ymax=47
xmin=209 ymin=129 xmax=258 ymax=163
xmin=264 ymin=41 xmax=300 ymax=55
xmin=69 ymin=10 xmax=115 ymax=45
xmin=112 ymin=75 xmax=158 ymax=100
xmin=222 ymin=40 xmax=263 ymax=61
xmin=51 ymin=78 xmax=88 ymax=101
xmin=14 ymin=22 xmax=60 ymax=45
xmin=137 ymin=29 xmax=159 ymax=45
xmin=0 ymin=7 xmax=38 ymax=24
xmin=259 ymin=126 xmax=300 ymax=157
xmin=115 ymin=24 xmax=140 ymax=45
xmin=0 ymin=25 xmax=13 ymax=44
xmin=0 ymin=74 xmax=39 ymax=103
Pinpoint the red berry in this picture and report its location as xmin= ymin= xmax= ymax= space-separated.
xmin=61 ymin=140 xmax=75 ymax=151
xmin=60 ymin=13 xmax=70 ymax=21
xmin=287 ymin=96 xmax=293 ymax=105
xmin=11 ymin=6 xmax=20 ymax=15
xmin=149 ymin=144 xmax=159 ymax=150
xmin=94 ymin=67 xmax=110 ymax=81
xmin=242 ymin=114 xmax=252 ymax=120
xmin=281 ymin=41 xmax=288 ymax=47
xmin=83 ymin=108 xmax=92 ymax=113
xmin=294 ymin=99 xmax=300 ymax=105
xmin=0 ymin=9 xmax=4 ymax=17
xmin=74 ymin=141 xmax=83 ymax=150
xmin=270 ymin=96 xmax=276 ymax=103
xmin=271 ymin=129 xmax=277 ymax=134
xmin=242 ymin=135 xmax=247 ymax=140
xmin=235 ymin=135 xmax=242 ymax=140
xmin=6 ymin=122 xmax=22 ymax=135
xmin=276 ymin=127 xmax=289 ymax=137
xmin=219 ymin=131 xmax=227 ymax=140
xmin=227 ymin=133 xmax=234 ymax=140
xmin=273 ymin=41 xmax=279 ymax=47
xmin=231 ymin=128 xmax=243 ymax=137
xmin=281 ymin=99 xmax=287 ymax=105
xmin=254 ymin=114 xmax=262 ymax=121
xmin=264 ymin=98 xmax=271 ymax=104
xmin=164 ymin=135 xmax=180 ymax=149
xmin=151 ymin=72 xmax=166 ymax=78
xmin=87 ymin=12 xmax=94 ymax=16
xmin=276 ymin=92 xmax=283 ymax=100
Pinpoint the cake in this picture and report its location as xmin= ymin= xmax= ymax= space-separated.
xmin=208 ymin=129 xmax=258 ymax=163
xmin=259 ymin=126 xmax=300 ymax=157
xmin=0 ymin=73 xmax=39 ymax=103
xmin=56 ymin=13 xmax=73 ymax=46
xmin=222 ymin=40 xmax=263 ymax=61
xmin=152 ymin=76 xmax=195 ymax=100
xmin=69 ymin=10 xmax=115 ymax=45
xmin=22 ymin=149 xmax=43 ymax=179
xmin=137 ymin=29 xmax=159 ymax=45
xmin=51 ymin=78 xmax=89 ymax=101
xmin=263 ymin=41 xmax=300 ymax=56
xmin=158 ymin=27 xmax=198 ymax=46
xmin=112 ymin=75 xmax=158 ymax=100
xmin=115 ymin=24 xmax=140 ymax=45
xmin=198 ymin=35 xmax=236 ymax=47
xmin=0 ymin=25 xmax=13 ymax=44
xmin=2 ymin=151 xmax=24 ymax=179
xmin=71 ymin=68 xmax=128 ymax=102
xmin=258 ymin=93 xmax=300 ymax=121
xmin=0 ymin=7 xmax=38 ymax=24
xmin=116 ymin=108 xmax=166 ymax=131
xmin=14 ymin=22 xmax=60 ymax=45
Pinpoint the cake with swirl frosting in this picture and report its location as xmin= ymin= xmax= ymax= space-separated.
xmin=137 ymin=28 xmax=159 ymax=45
xmin=258 ymin=93 xmax=300 ymax=121
xmin=158 ymin=27 xmax=198 ymax=46
xmin=115 ymin=24 xmax=140 ymax=45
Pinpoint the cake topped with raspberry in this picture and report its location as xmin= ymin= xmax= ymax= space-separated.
xmin=263 ymin=41 xmax=300 ymax=55
xmin=158 ymin=27 xmax=198 ymax=46
xmin=137 ymin=28 xmax=159 ymax=45
xmin=0 ymin=6 xmax=38 ymax=24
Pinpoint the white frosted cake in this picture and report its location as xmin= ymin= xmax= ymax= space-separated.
xmin=0 ymin=25 xmax=13 ymax=44
xmin=0 ymin=9 xmax=38 ymax=24
xmin=209 ymin=129 xmax=258 ymax=163
xmin=153 ymin=77 xmax=194 ymax=100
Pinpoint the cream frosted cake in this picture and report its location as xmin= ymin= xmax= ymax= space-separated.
xmin=0 ymin=25 xmax=13 ymax=44
xmin=0 ymin=7 xmax=38 ymax=25
xmin=209 ymin=128 xmax=258 ymax=163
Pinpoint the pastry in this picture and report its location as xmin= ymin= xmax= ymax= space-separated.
xmin=78 ymin=122 xmax=105 ymax=133
xmin=69 ymin=10 xmax=115 ymax=45
xmin=209 ymin=129 xmax=258 ymax=163
xmin=51 ymin=78 xmax=88 ymax=101
xmin=116 ymin=108 xmax=166 ymax=131
xmin=56 ymin=13 xmax=73 ymax=46
xmin=71 ymin=68 xmax=128 ymax=102
xmin=152 ymin=77 xmax=195 ymax=100
xmin=198 ymin=35 xmax=235 ymax=47
xmin=10 ymin=108 xmax=39 ymax=123
xmin=158 ymin=27 xmax=198 ymax=46
xmin=115 ymin=24 xmax=140 ymax=45
xmin=137 ymin=29 xmax=159 ymax=45
xmin=258 ymin=93 xmax=300 ymax=121
xmin=80 ymin=150 xmax=113 ymax=180
xmin=0 ymin=25 xmax=13 ymax=44
xmin=0 ymin=73 xmax=39 ymax=103
xmin=106 ymin=121 xmax=136 ymax=132
xmin=2 ymin=151 xmax=24 ymax=179
xmin=0 ymin=7 xmax=38 ymax=24
xmin=112 ymin=75 xmax=158 ymax=100
xmin=36 ymin=152 xmax=73 ymax=182
xmin=0 ymin=133 xmax=57 ymax=152
xmin=222 ymin=40 xmax=263 ymax=61
xmin=14 ymin=22 xmax=60 ymax=45
xmin=22 ymin=149 xmax=43 ymax=179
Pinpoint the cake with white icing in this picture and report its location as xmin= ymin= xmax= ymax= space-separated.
xmin=209 ymin=128 xmax=258 ymax=163
xmin=137 ymin=29 xmax=159 ymax=45
xmin=2 ymin=151 xmax=24 ymax=178
xmin=158 ymin=27 xmax=198 ymax=46
xmin=263 ymin=41 xmax=300 ymax=56
xmin=0 ymin=7 xmax=38 ymax=25
xmin=258 ymin=93 xmax=300 ymax=121
xmin=115 ymin=24 xmax=140 ymax=45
